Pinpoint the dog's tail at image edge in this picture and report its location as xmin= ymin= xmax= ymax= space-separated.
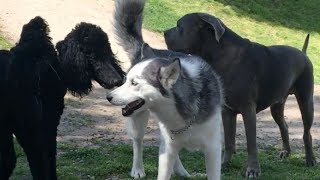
xmin=302 ymin=34 xmax=309 ymax=54
xmin=114 ymin=0 xmax=146 ymax=65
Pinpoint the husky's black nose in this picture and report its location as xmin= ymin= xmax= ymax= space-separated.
xmin=106 ymin=95 xmax=113 ymax=102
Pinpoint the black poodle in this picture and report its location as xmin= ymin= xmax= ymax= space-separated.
xmin=56 ymin=22 xmax=125 ymax=96
xmin=0 ymin=17 xmax=124 ymax=180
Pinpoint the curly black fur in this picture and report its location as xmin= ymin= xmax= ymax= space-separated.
xmin=56 ymin=22 xmax=125 ymax=97
xmin=0 ymin=18 xmax=125 ymax=180
xmin=0 ymin=16 xmax=65 ymax=180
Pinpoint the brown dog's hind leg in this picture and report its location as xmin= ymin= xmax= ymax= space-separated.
xmin=294 ymin=68 xmax=316 ymax=166
xmin=270 ymin=98 xmax=291 ymax=159
xmin=296 ymin=93 xmax=316 ymax=166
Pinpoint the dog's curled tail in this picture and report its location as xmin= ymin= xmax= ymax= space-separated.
xmin=18 ymin=16 xmax=52 ymax=46
xmin=13 ymin=16 xmax=56 ymax=62
xmin=114 ymin=0 xmax=146 ymax=65
xmin=9 ymin=16 xmax=57 ymax=90
xmin=302 ymin=34 xmax=310 ymax=54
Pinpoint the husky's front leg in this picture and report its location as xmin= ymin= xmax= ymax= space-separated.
xmin=204 ymin=135 xmax=222 ymax=179
xmin=126 ymin=110 xmax=149 ymax=179
xmin=158 ymin=138 xmax=178 ymax=180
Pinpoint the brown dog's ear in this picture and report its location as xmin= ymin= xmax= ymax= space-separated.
xmin=141 ymin=43 xmax=156 ymax=60
xmin=199 ymin=13 xmax=225 ymax=43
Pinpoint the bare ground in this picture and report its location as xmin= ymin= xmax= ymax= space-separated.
xmin=0 ymin=0 xmax=319 ymax=153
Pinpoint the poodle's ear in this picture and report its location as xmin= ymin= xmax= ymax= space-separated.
xmin=56 ymin=40 xmax=93 ymax=97
xmin=56 ymin=41 xmax=65 ymax=55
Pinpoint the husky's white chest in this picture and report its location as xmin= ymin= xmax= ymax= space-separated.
xmin=181 ymin=122 xmax=217 ymax=151
xmin=159 ymin=114 xmax=222 ymax=152
xmin=182 ymin=131 xmax=206 ymax=152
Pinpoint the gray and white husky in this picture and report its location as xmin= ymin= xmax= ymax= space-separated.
xmin=110 ymin=0 xmax=224 ymax=179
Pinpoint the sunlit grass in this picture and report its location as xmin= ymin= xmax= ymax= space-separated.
xmin=144 ymin=0 xmax=320 ymax=83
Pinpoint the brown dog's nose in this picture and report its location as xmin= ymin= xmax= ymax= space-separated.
xmin=114 ymin=79 xmax=123 ymax=87
xmin=106 ymin=95 xmax=113 ymax=102
xmin=164 ymin=30 xmax=169 ymax=37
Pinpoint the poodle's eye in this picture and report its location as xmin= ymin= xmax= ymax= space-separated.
xmin=131 ymin=79 xmax=138 ymax=86
xmin=123 ymin=75 xmax=127 ymax=83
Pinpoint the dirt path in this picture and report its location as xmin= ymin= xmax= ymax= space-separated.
xmin=0 ymin=0 xmax=319 ymax=152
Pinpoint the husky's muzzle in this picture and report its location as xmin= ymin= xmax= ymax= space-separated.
xmin=107 ymin=95 xmax=145 ymax=116
xmin=122 ymin=98 xmax=145 ymax=116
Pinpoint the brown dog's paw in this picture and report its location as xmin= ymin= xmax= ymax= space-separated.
xmin=221 ymin=161 xmax=231 ymax=171
xmin=222 ymin=151 xmax=233 ymax=169
xmin=245 ymin=170 xmax=260 ymax=179
xmin=279 ymin=150 xmax=290 ymax=159
xmin=244 ymin=164 xmax=260 ymax=179
xmin=306 ymin=157 xmax=317 ymax=167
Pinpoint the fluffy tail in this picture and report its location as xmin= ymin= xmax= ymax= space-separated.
xmin=13 ymin=16 xmax=56 ymax=62
xmin=302 ymin=34 xmax=309 ymax=54
xmin=9 ymin=16 xmax=57 ymax=91
xmin=114 ymin=0 xmax=146 ymax=65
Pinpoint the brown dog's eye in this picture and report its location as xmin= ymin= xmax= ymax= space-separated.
xmin=177 ymin=26 xmax=183 ymax=34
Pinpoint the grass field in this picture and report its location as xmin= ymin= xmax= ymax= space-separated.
xmin=144 ymin=0 xmax=320 ymax=84
xmin=0 ymin=33 xmax=11 ymax=49
xmin=10 ymin=141 xmax=320 ymax=180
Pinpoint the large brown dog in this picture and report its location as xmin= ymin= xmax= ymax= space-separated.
xmin=164 ymin=13 xmax=315 ymax=178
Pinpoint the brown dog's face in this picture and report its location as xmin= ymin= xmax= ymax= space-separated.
xmin=164 ymin=13 xmax=225 ymax=55
xmin=164 ymin=14 xmax=203 ymax=54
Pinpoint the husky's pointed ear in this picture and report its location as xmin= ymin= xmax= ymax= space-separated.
xmin=199 ymin=13 xmax=225 ymax=43
xmin=159 ymin=58 xmax=181 ymax=88
xmin=141 ymin=43 xmax=156 ymax=60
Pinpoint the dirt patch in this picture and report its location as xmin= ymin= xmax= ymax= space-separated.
xmin=0 ymin=0 xmax=319 ymax=153
xmin=57 ymin=85 xmax=320 ymax=153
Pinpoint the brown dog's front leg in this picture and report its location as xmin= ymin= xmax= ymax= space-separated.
xmin=222 ymin=108 xmax=237 ymax=167
xmin=241 ymin=106 xmax=260 ymax=178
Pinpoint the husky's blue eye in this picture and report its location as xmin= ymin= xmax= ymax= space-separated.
xmin=131 ymin=79 xmax=138 ymax=86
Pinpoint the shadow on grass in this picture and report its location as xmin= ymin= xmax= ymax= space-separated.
xmin=11 ymin=141 xmax=320 ymax=180
xmin=8 ymin=84 xmax=320 ymax=179
xmin=215 ymin=0 xmax=320 ymax=33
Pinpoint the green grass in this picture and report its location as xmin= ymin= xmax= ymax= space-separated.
xmin=0 ymin=33 xmax=11 ymax=49
xmin=64 ymin=113 xmax=95 ymax=128
xmin=144 ymin=0 xmax=320 ymax=84
xmin=10 ymin=140 xmax=320 ymax=179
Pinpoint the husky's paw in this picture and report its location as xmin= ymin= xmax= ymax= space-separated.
xmin=279 ymin=150 xmax=290 ymax=159
xmin=131 ymin=167 xmax=146 ymax=179
xmin=173 ymin=158 xmax=190 ymax=177
xmin=174 ymin=167 xmax=190 ymax=177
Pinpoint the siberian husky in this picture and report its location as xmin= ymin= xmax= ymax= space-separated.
xmin=107 ymin=50 xmax=224 ymax=179
xmin=112 ymin=0 xmax=224 ymax=179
